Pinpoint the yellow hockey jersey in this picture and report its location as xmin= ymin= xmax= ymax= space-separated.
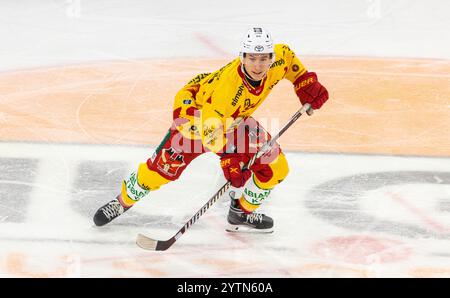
xmin=172 ymin=43 xmax=307 ymax=153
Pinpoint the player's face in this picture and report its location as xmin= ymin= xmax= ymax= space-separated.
xmin=242 ymin=53 xmax=272 ymax=81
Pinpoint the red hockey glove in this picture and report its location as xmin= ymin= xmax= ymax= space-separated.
xmin=294 ymin=72 xmax=329 ymax=110
xmin=220 ymin=153 xmax=252 ymax=188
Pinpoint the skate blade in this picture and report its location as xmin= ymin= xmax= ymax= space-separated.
xmin=226 ymin=224 xmax=273 ymax=234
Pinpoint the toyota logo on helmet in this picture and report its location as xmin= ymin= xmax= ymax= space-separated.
xmin=254 ymin=45 xmax=264 ymax=52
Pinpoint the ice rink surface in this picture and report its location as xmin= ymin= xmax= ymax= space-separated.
xmin=0 ymin=0 xmax=449 ymax=277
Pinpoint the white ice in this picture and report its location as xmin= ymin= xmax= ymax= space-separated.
xmin=0 ymin=0 xmax=449 ymax=277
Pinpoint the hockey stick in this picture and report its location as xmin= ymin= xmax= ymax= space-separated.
xmin=136 ymin=103 xmax=312 ymax=251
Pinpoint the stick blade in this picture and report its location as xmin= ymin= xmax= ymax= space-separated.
xmin=136 ymin=233 xmax=158 ymax=250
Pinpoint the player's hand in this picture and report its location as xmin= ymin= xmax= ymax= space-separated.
xmin=220 ymin=153 xmax=252 ymax=188
xmin=294 ymin=72 xmax=329 ymax=111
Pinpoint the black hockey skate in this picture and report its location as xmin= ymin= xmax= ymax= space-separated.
xmin=93 ymin=195 xmax=130 ymax=226
xmin=226 ymin=194 xmax=273 ymax=233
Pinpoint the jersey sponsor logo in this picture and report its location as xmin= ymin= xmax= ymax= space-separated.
xmin=232 ymin=85 xmax=244 ymax=106
xmin=156 ymin=147 xmax=186 ymax=177
xmin=208 ymin=71 xmax=224 ymax=83
xmin=188 ymin=73 xmax=210 ymax=84
xmin=270 ymin=58 xmax=285 ymax=68
xmin=183 ymin=99 xmax=192 ymax=105
xmin=282 ymin=44 xmax=292 ymax=51
xmin=207 ymin=64 xmax=229 ymax=84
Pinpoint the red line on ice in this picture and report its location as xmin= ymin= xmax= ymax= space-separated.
xmin=387 ymin=192 xmax=449 ymax=234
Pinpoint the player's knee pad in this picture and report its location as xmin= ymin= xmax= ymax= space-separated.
xmin=120 ymin=163 xmax=171 ymax=207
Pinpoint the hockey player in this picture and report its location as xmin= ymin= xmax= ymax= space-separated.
xmin=93 ymin=27 xmax=328 ymax=233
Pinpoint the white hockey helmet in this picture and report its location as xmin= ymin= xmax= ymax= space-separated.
xmin=239 ymin=27 xmax=274 ymax=58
